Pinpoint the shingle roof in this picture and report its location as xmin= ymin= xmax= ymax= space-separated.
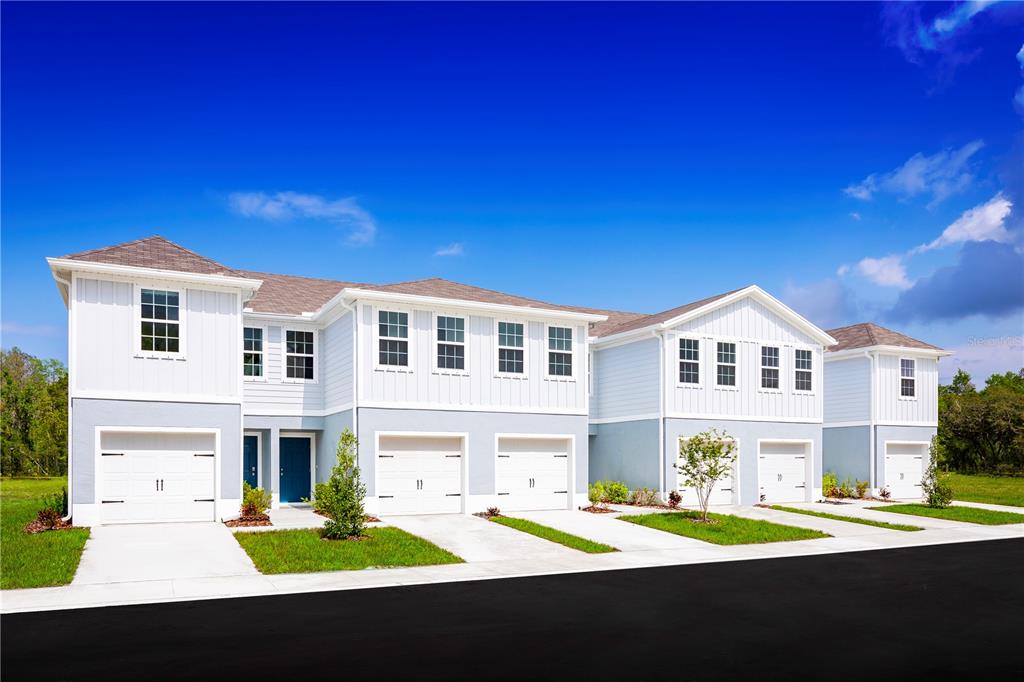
xmin=62 ymin=236 xmax=241 ymax=277
xmin=356 ymin=277 xmax=596 ymax=316
xmin=588 ymin=288 xmax=745 ymax=337
xmin=236 ymin=270 xmax=361 ymax=316
xmin=826 ymin=322 xmax=943 ymax=352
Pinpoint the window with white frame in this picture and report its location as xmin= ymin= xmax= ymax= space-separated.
xmin=243 ymin=327 xmax=263 ymax=378
xmin=900 ymin=358 xmax=916 ymax=397
xmin=716 ymin=342 xmax=736 ymax=386
xmin=436 ymin=315 xmax=465 ymax=371
xmin=548 ymin=326 xmax=573 ymax=377
xmin=795 ymin=349 xmax=813 ymax=392
xmin=140 ymin=288 xmax=181 ymax=354
xmin=761 ymin=345 xmax=779 ymax=389
xmin=497 ymin=321 xmax=524 ymax=374
xmin=679 ymin=338 xmax=700 ymax=384
xmin=378 ymin=310 xmax=409 ymax=367
xmin=285 ymin=330 xmax=315 ymax=380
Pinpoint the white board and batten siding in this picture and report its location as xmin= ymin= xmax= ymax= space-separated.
xmin=663 ymin=297 xmax=823 ymax=422
xmin=73 ymin=276 xmax=240 ymax=399
xmin=876 ymin=355 xmax=938 ymax=425
xmin=358 ymin=305 xmax=587 ymax=414
xmin=823 ymin=356 xmax=871 ymax=423
xmin=590 ymin=337 xmax=660 ymax=420
xmin=241 ymin=323 xmax=324 ymax=413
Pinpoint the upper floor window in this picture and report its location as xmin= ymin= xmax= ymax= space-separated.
xmin=795 ymin=349 xmax=813 ymax=392
xmin=378 ymin=310 xmax=409 ymax=367
xmin=285 ymin=330 xmax=315 ymax=380
xmin=679 ymin=338 xmax=700 ymax=384
xmin=548 ymin=326 xmax=573 ymax=377
xmin=900 ymin=358 xmax=916 ymax=397
xmin=716 ymin=342 xmax=736 ymax=387
xmin=761 ymin=346 xmax=779 ymax=389
xmin=497 ymin=321 xmax=524 ymax=374
xmin=436 ymin=315 xmax=465 ymax=371
xmin=140 ymin=288 xmax=180 ymax=354
xmin=243 ymin=327 xmax=263 ymax=378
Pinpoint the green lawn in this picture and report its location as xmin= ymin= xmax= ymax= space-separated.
xmin=1 ymin=478 xmax=91 ymax=589
xmin=233 ymin=527 xmax=464 ymax=573
xmin=769 ymin=505 xmax=923 ymax=532
xmin=489 ymin=516 xmax=617 ymax=553
xmin=618 ymin=511 xmax=830 ymax=545
xmin=868 ymin=503 xmax=1024 ymax=525
xmin=945 ymin=473 xmax=1024 ymax=508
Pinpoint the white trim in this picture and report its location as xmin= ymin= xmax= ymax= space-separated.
xmin=823 ymin=420 xmax=871 ymax=428
xmin=134 ymin=282 xmax=187 ymax=360
xmin=243 ymin=431 xmax=263 ymax=488
xmin=899 ymin=356 xmax=917 ymax=401
xmin=47 ymin=257 xmax=263 ymax=292
xmin=342 ymin=288 xmax=606 ymax=323
xmin=756 ymin=438 xmax=814 ymax=503
xmin=242 ymin=324 xmax=268 ymax=382
xmin=242 ymin=402 xmax=354 ymax=418
xmin=358 ymin=400 xmax=588 ymax=416
xmin=589 ymin=413 xmax=661 ymax=425
xmin=374 ymin=430 xmax=470 ymax=514
xmin=823 ymin=420 xmax=939 ymax=428
xmin=758 ymin=343 xmax=781 ymax=393
xmin=373 ymin=306 xmax=414 ymax=373
xmin=432 ymin=311 xmax=469 ymax=376
xmin=279 ymin=431 xmax=316 ymax=503
xmin=73 ymin=390 xmax=243 ymax=404
xmin=675 ymin=335 xmax=703 ymax=388
xmin=543 ymin=322 xmax=576 ymax=381
xmin=282 ymin=327 xmax=318 ymax=384
xmin=494 ymin=433 xmax=576 ymax=511
xmin=714 ymin=340 xmax=738 ymax=390
xmin=92 ymin=425 xmax=222 ymax=525
xmin=794 ymin=347 xmax=814 ymax=395
xmin=825 ymin=345 xmax=952 ymax=361
xmin=666 ymin=412 xmax=823 ymax=424
xmin=494 ymin=318 xmax=528 ymax=379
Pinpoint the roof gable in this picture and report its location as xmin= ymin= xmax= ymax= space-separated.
xmin=62 ymin=236 xmax=240 ymax=277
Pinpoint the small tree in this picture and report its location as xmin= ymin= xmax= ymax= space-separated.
xmin=314 ymin=429 xmax=367 ymax=539
xmin=674 ymin=429 xmax=737 ymax=523
xmin=921 ymin=438 xmax=953 ymax=508
xmin=588 ymin=481 xmax=606 ymax=509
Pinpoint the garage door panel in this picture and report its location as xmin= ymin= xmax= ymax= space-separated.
xmin=885 ymin=443 xmax=926 ymax=499
xmin=496 ymin=440 xmax=570 ymax=511
xmin=377 ymin=436 xmax=465 ymax=515
xmin=758 ymin=441 xmax=809 ymax=504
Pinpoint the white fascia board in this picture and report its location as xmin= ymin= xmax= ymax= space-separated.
xmin=825 ymin=345 xmax=952 ymax=361
xmin=336 ymin=288 xmax=608 ymax=323
xmin=47 ymin=258 xmax=263 ymax=293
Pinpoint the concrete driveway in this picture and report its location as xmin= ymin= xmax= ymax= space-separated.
xmin=508 ymin=509 xmax=710 ymax=551
xmin=73 ymin=523 xmax=259 ymax=585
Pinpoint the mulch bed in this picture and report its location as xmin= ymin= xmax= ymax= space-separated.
xmin=23 ymin=519 xmax=76 ymax=534
xmin=225 ymin=514 xmax=272 ymax=527
xmin=581 ymin=505 xmax=617 ymax=514
xmin=312 ymin=509 xmax=381 ymax=523
xmin=473 ymin=512 xmax=502 ymax=519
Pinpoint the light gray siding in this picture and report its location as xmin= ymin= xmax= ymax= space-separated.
xmin=319 ymin=409 xmax=355 ymax=482
xmin=824 ymin=356 xmax=871 ymax=423
xmin=823 ymin=425 xmax=871 ymax=482
xmin=71 ymin=398 xmax=241 ymax=504
xmin=588 ymin=420 xmax=660 ymax=490
xmin=242 ymin=323 xmax=324 ymax=413
xmin=591 ymin=337 xmax=660 ymax=420
xmin=322 ymin=312 xmax=354 ymax=410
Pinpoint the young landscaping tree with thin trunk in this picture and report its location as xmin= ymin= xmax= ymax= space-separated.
xmin=921 ymin=437 xmax=953 ymax=509
xmin=314 ymin=429 xmax=367 ymax=539
xmin=674 ymin=429 xmax=737 ymax=523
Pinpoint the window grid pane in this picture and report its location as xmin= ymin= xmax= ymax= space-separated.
xmin=901 ymin=359 xmax=915 ymax=378
xmin=498 ymin=348 xmax=524 ymax=374
xmin=716 ymin=342 xmax=736 ymax=386
xmin=717 ymin=365 xmax=736 ymax=386
xmin=285 ymin=330 xmax=314 ymax=379
xmin=140 ymin=288 xmax=180 ymax=353
xmin=437 ymin=343 xmax=465 ymax=370
xmin=378 ymin=310 xmax=408 ymax=339
xmin=548 ymin=351 xmax=572 ymax=376
xmin=762 ymin=368 xmax=779 ymax=389
xmin=379 ymin=339 xmax=409 ymax=367
xmin=679 ymin=361 xmax=699 ymax=384
xmin=795 ymin=371 xmax=812 ymax=392
xmin=498 ymin=322 xmax=523 ymax=348
xmin=548 ymin=326 xmax=572 ymax=351
xmin=437 ymin=316 xmax=465 ymax=343
xmin=901 ymin=378 xmax=915 ymax=397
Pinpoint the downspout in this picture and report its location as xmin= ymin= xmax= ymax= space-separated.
xmin=655 ymin=329 xmax=666 ymax=497
xmin=55 ymin=274 xmax=73 ymax=522
xmin=337 ymin=299 xmax=359 ymax=442
xmin=865 ymin=350 xmax=876 ymax=493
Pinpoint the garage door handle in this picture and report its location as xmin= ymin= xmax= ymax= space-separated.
xmin=194 ymin=498 xmax=214 ymax=503
xmin=101 ymin=500 xmax=125 ymax=504
xmin=379 ymin=455 xmax=394 ymax=458
xmin=194 ymin=453 xmax=215 ymax=458
xmin=498 ymin=455 xmax=510 ymax=458
xmin=554 ymin=490 xmax=567 ymax=494
xmin=445 ymin=493 xmax=461 ymax=497
xmin=498 ymin=492 xmax=509 ymax=496
xmin=380 ymin=495 xmax=394 ymax=499
xmin=554 ymin=454 xmax=568 ymax=458
xmin=445 ymin=455 xmax=461 ymax=458
xmin=101 ymin=452 xmax=124 ymax=457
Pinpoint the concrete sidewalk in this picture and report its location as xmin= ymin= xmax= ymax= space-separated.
xmin=2 ymin=507 xmax=1021 ymax=615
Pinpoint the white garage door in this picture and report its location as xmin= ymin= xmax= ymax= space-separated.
xmin=677 ymin=437 xmax=736 ymax=506
xmin=99 ymin=432 xmax=216 ymax=524
xmin=885 ymin=442 xmax=926 ymax=499
xmin=496 ymin=438 xmax=570 ymax=511
xmin=758 ymin=441 xmax=808 ymax=503
xmin=377 ymin=436 xmax=463 ymax=515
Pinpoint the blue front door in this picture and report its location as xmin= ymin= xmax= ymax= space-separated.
xmin=243 ymin=435 xmax=259 ymax=489
xmin=280 ymin=437 xmax=311 ymax=503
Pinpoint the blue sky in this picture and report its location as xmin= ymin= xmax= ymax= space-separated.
xmin=3 ymin=2 xmax=1022 ymax=381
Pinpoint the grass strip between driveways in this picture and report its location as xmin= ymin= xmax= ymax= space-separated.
xmin=1 ymin=478 xmax=91 ymax=590
xmin=233 ymin=527 xmax=464 ymax=573
xmin=769 ymin=505 xmax=923 ymax=532
xmin=489 ymin=516 xmax=617 ymax=553
xmin=619 ymin=510 xmax=830 ymax=545
xmin=945 ymin=473 xmax=1024 ymax=508
xmin=867 ymin=504 xmax=1024 ymax=525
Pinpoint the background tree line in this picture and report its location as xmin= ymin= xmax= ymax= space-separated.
xmin=937 ymin=368 xmax=1024 ymax=474
xmin=1 ymin=348 xmax=69 ymax=476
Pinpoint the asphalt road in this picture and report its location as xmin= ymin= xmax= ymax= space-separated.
xmin=3 ymin=539 xmax=1022 ymax=680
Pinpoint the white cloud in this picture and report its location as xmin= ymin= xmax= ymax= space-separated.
xmin=844 ymin=140 xmax=984 ymax=205
xmin=836 ymin=264 xmax=851 ymax=276
xmin=932 ymin=0 xmax=996 ymax=35
xmin=228 ymin=191 xmax=377 ymax=245
xmin=1 ymin=322 xmax=62 ymax=337
xmin=941 ymin=336 xmax=1024 ymax=382
xmin=914 ymin=193 xmax=1014 ymax=253
xmin=856 ymin=255 xmax=911 ymax=289
xmin=849 ymin=212 xmax=862 ymax=221
xmin=434 ymin=243 xmax=465 ymax=257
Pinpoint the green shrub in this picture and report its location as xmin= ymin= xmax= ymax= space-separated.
xmin=241 ymin=481 xmax=272 ymax=518
xmin=601 ymin=480 xmax=630 ymax=504
xmin=667 ymin=490 xmax=682 ymax=509
xmin=922 ymin=440 xmax=953 ymax=508
xmin=855 ymin=480 xmax=869 ymax=499
xmin=35 ymin=487 xmax=68 ymax=528
xmin=315 ymin=429 xmax=367 ymax=540
xmin=588 ymin=481 xmax=605 ymax=508
xmin=822 ymin=472 xmax=839 ymax=498
xmin=838 ymin=478 xmax=854 ymax=498
xmin=629 ymin=487 xmax=659 ymax=506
